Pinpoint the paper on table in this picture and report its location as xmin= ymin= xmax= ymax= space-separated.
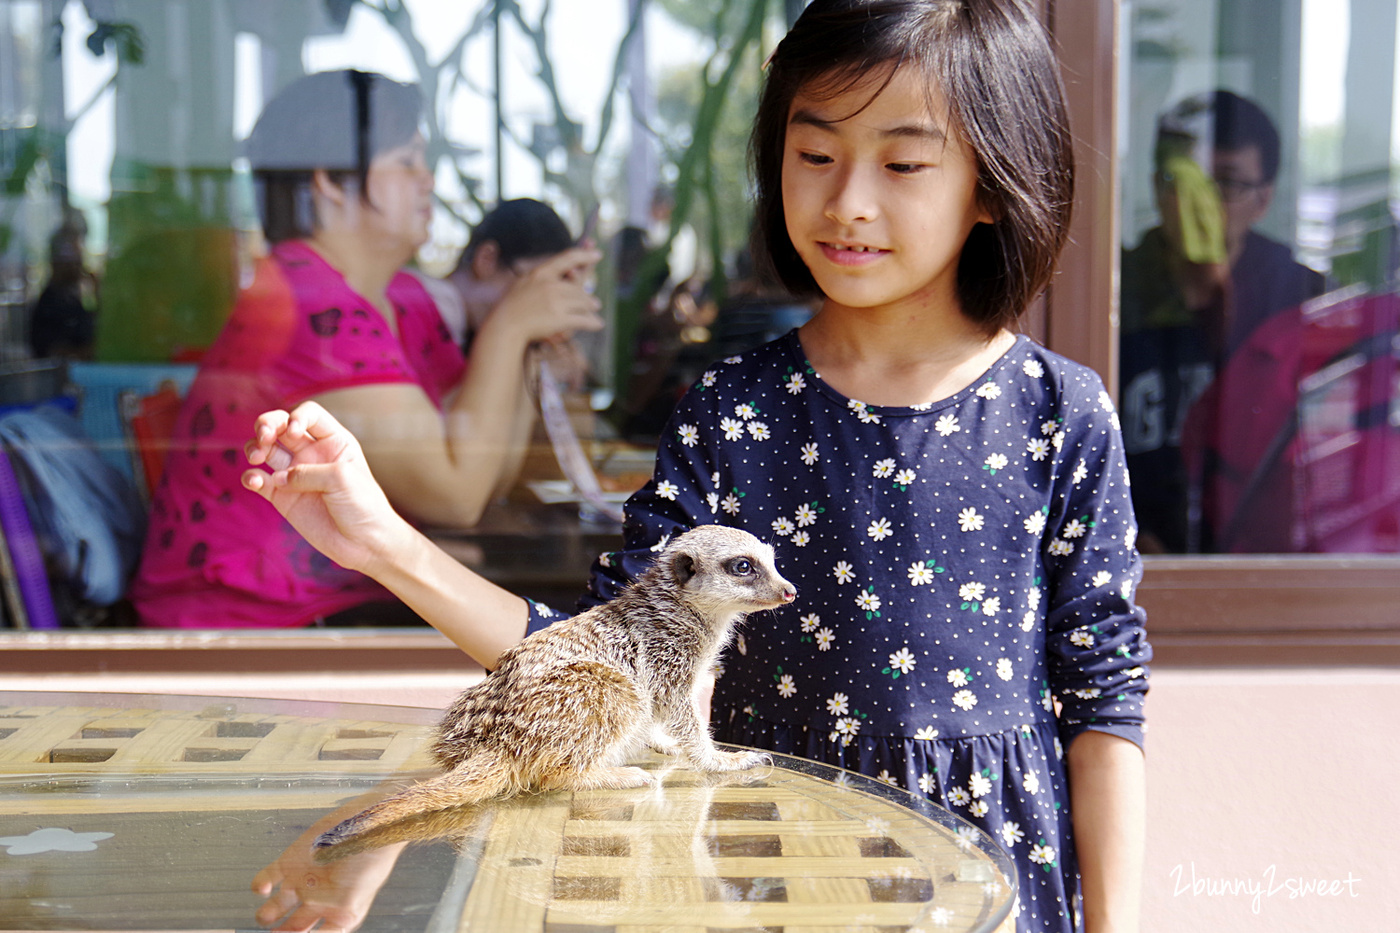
xmin=536 ymin=358 xmax=626 ymax=523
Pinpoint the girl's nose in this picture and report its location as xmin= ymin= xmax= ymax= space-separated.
xmin=825 ymin=166 xmax=877 ymax=225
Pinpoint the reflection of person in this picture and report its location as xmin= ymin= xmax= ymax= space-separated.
xmin=28 ymin=220 xmax=98 ymax=359
xmin=252 ymin=796 xmax=408 ymax=931
xmin=129 ymin=70 xmax=601 ymax=629
xmin=1119 ymin=90 xmax=1325 ymax=552
xmin=244 ymin=4 xmax=1151 ymax=930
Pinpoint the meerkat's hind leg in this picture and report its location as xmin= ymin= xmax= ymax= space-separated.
xmin=648 ymin=724 xmax=682 ymax=757
xmin=538 ymin=763 xmax=654 ymax=792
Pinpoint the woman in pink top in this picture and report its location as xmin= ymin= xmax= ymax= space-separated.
xmin=131 ymin=70 xmax=602 ymax=628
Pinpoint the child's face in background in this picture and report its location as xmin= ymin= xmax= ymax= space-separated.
xmin=781 ymin=67 xmax=991 ymax=320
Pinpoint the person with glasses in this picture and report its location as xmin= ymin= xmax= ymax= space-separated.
xmin=1118 ymin=89 xmax=1325 ymax=553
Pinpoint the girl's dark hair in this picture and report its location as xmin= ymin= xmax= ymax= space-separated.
xmin=245 ymin=70 xmax=423 ymax=243
xmin=455 ymin=198 xmax=575 ymax=274
xmin=750 ymin=0 xmax=1075 ymax=333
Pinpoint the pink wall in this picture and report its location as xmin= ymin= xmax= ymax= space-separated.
xmin=1142 ymin=667 xmax=1399 ymax=931
xmin=11 ymin=665 xmax=1397 ymax=928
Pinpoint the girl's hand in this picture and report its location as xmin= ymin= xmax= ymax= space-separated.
xmin=252 ymin=827 xmax=406 ymax=932
xmin=492 ymin=246 xmax=604 ymax=345
xmin=242 ymin=401 xmax=411 ymax=577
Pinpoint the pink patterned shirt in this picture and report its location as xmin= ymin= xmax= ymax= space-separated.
xmin=131 ymin=241 xmax=465 ymax=628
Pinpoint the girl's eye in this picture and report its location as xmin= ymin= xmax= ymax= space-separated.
xmin=798 ymin=151 xmax=833 ymax=166
xmin=887 ymin=162 xmax=926 ymax=175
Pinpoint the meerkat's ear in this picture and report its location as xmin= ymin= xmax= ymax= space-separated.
xmin=668 ymin=550 xmax=697 ymax=586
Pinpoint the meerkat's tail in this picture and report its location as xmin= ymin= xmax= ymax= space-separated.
xmin=314 ymin=755 xmax=513 ymax=849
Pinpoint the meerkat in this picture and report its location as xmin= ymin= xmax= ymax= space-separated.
xmin=314 ymin=524 xmax=796 ymax=848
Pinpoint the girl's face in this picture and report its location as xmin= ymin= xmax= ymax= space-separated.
xmin=362 ymin=132 xmax=434 ymax=256
xmin=781 ymin=67 xmax=991 ymax=319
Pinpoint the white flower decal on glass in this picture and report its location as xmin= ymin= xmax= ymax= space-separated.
xmin=0 ymin=828 xmax=115 ymax=855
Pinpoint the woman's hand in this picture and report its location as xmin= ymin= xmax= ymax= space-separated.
xmin=242 ymin=401 xmax=412 ymax=577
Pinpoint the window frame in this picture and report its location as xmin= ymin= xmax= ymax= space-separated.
xmin=1045 ymin=0 xmax=1400 ymax=665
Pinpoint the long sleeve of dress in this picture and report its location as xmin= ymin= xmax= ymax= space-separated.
xmin=1040 ymin=374 xmax=1152 ymax=751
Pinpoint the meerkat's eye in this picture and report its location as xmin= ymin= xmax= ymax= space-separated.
xmin=728 ymin=557 xmax=754 ymax=576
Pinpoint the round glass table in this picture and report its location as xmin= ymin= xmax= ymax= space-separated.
xmin=0 ymin=691 xmax=1015 ymax=932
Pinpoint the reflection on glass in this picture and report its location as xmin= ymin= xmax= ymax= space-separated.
xmin=1 ymin=692 xmax=1016 ymax=933
xmin=1119 ymin=0 xmax=1400 ymax=554
xmin=0 ymin=2 xmax=790 ymax=628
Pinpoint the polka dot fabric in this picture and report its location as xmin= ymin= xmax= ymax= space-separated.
xmin=581 ymin=332 xmax=1152 ymax=932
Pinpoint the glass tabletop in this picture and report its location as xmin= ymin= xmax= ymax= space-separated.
xmin=0 ymin=691 xmax=1015 ymax=932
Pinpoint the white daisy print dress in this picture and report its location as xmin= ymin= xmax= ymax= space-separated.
xmin=551 ymin=333 xmax=1151 ymax=933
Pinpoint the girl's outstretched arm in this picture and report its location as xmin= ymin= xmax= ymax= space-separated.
xmin=242 ymin=401 xmax=530 ymax=668
xmin=1068 ymin=730 xmax=1145 ymax=933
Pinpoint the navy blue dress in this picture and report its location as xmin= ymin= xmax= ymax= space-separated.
xmin=531 ymin=332 xmax=1151 ymax=932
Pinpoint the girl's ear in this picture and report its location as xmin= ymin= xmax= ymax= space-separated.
xmin=471 ymin=240 xmax=502 ymax=279
xmin=975 ymin=189 xmax=999 ymax=226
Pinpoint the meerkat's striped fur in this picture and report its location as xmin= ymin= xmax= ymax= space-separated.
xmin=315 ymin=525 xmax=796 ymax=848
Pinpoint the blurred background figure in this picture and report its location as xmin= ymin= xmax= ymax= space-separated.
xmin=1119 ymin=89 xmax=1326 ymax=552
xmin=28 ymin=215 xmax=99 ymax=360
xmin=130 ymin=70 xmax=601 ymax=629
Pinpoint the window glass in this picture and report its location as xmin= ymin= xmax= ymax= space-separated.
xmin=0 ymin=0 xmax=800 ymax=630
xmin=1119 ymin=0 xmax=1400 ymax=554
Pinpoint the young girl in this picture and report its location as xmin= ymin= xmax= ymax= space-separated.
xmin=246 ymin=2 xmax=1148 ymax=930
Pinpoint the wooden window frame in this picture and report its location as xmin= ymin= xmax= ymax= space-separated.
xmin=1045 ymin=0 xmax=1400 ymax=665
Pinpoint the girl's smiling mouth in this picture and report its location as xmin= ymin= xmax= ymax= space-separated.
xmin=819 ymin=242 xmax=890 ymax=265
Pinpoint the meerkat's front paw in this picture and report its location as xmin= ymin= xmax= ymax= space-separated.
xmin=696 ymin=749 xmax=770 ymax=772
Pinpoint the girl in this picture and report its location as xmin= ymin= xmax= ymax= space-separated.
xmin=246 ymin=2 xmax=1148 ymax=930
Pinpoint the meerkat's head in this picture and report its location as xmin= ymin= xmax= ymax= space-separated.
xmin=661 ymin=525 xmax=796 ymax=622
